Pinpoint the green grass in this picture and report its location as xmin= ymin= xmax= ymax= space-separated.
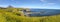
xmin=0 ymin=12 xmax=60 ymax=22
xmin=0 ymin=8 xmax=60 ymax=22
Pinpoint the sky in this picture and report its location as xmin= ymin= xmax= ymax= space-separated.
xmin=0 ymin=0 xmax=60 ymax=9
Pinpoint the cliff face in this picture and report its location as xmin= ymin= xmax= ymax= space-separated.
xmin=23 ymin=9 xmax=31 ymax=17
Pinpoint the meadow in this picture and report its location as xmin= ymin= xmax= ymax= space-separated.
xmin=0 ymin=7 xmax=60 ymax=22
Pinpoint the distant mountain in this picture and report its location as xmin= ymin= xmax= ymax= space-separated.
xmin=30 ymin=9 xmax=60 ymax=16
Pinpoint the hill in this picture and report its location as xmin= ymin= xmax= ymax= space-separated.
xmin=0 ymin=7 xmax=60 ymax=22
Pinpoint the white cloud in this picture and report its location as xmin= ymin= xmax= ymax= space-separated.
xmin=43 ymin=3 xmax=56 ymax=6
xmin=0 ymin=5 xmax=8 ymax=7
xmin=47 ymin=3 xmax=56 ymax=5
xmin=11 ymin=0 xmax=14 ymax=1
xmin=19 ymin=6 xmax=30 ymax=8
xmin=46 ymin=3 xmax=56 ymax=6
xmin=40 ymin=0 xmax=46 ymax=2
xmin=41 ymin=3 xmax=56 ymax=8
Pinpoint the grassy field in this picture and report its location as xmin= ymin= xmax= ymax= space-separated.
xmin=0 ymin=12 xmax=60 ymax=22
xmin=0 ymin=8 xmax=60 ymax=22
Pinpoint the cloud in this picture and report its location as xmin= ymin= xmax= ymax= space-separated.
xmin=45 ymin=3 xmax=55 ymax=6
xmin=42 ymin=3 xmax=56 ymax=8
xmin=11 ymin=0 xmax=15 ymax=1
xmin=46 ymin=3 xmax=56 ymax=6
xmin=40 ymin=0 xmax=46 ymax=2
xmin=47 ymin=3 xmax=56 ymax=5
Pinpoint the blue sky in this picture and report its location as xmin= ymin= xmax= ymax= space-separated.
xmin=0 ymin=0 xmax=60 ymax=9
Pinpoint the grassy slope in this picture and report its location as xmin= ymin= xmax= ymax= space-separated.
xmin=0 ymin=8 xmax=60 ymax=22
